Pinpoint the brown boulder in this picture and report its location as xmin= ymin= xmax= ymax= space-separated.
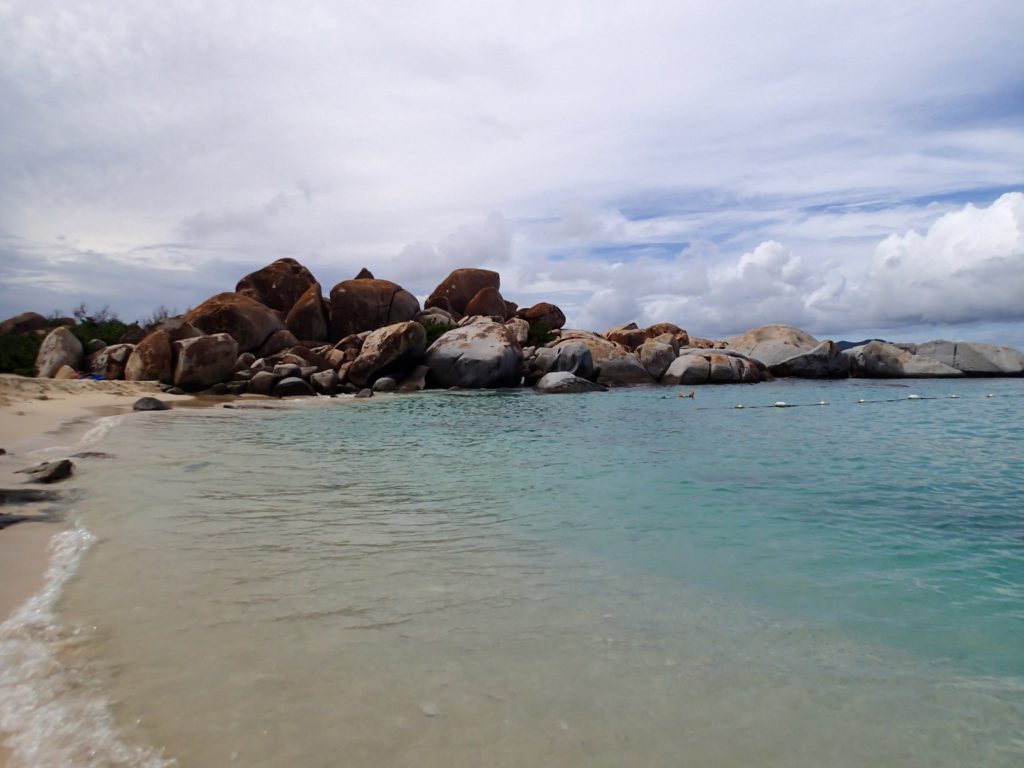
xmin=183 ymin=292 xmax=285 ymax=353
xmin=604 ymin=323 xmax=646 ymax=351
xmin=285 ymin=283 xmax=329 ymax=341
xmin=517 ymin=302 xmax=566 ymax=330
xmin=235 ymin=258 xmax=318 ymax=314
xmin=347 ymin=321 xmax=428 ymax=388
xmin=426 ymin=268 xmax=500 ymax=316
xmin=0 ymin=311 xmax=48 ymax=335
xmin=257 ymin=329 xmax=300 ymax=358
xmin=172 ymin=334 xmax=239 ymax=390
xmin=464 ymin=286 xmax=509 ymax=320
xmin=554 ymin=330 xmax=653 ymax=386
xmin=329 ymin=279 xmax=419 ymax=340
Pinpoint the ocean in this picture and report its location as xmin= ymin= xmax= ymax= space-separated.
xmin=2 ymin=378 xmax=1023 ymax=766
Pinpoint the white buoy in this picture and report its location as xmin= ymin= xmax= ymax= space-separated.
xmin=949 ymin=394 xmax=959 ymax=399
xmin=818 ymin=400 xmax=828 ymax=406
xmin=907 ymin=394 xmax=921 ymax=400
xmin=986 ymin=393 xmax=995 ymax=398
xmin=857 ymin=399 xmax=866 ymax=404
xmin=773 ymin=401 xmax=787 ymax=408
xmin=734 ymin=404 xmax=745 ymax=409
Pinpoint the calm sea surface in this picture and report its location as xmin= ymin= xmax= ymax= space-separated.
xmin=2 ymin=378 xmax=1023 ymax=766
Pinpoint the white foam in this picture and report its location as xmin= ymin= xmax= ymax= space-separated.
xmin=29 ymin=414 xmax=129 ymax=459
xmin=0 ymin=524 xmax=175 ymax=767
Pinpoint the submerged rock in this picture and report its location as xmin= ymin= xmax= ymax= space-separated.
xmin=18 ymin=459 xmax=74 ymax=484
xmin=132 ymin=397 xmax=171 ymax=411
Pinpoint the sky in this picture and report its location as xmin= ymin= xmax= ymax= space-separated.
xmin=1 ymin=0 xmax=1023 ymax=346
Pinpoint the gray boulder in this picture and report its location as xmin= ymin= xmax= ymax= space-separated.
xmin=397 ymin=364 xmax=429 ymax=392
xmin=87 ymin=343 xmax=135 ymax=380
xmin=310 ymin=369 xmax=339 ymax=395
xmin=172 ymin=334 xmax=239 ymax=390
xmin=18 ymin=459 xmax=74 ymax=484
xmin=638 ymin=339 xmax=677 ymax=380
xmin=553 ymin=331 xmax=652 ymax=386
xmin=348 ymin=321 xmax=427 ymax=388
xmin=371 ymin=376 xmax=397 ymax=392
xmin=249 ymin=370 xmax=279 ymax=396
xmin=528 ymin=341 xmax=596 ymax=383
xmin=534 ymin=372 xmax=608 ymax=394
xmin=726 ymin=324 xmax=820 ymax=367
xmin=769 ymin=340 xmax=850 ymax=379
xmin=273 ymin=377 xmax=316 ymax=397
xmin=845 ymin=341 xmax=964 ymax=378
xmin=133 ymin=397 xmax=171 ymax=411
xmin=425 ymin=318 xmax=523 ymax=389
xmin=662 ymin=350 xmax=767 ymax=385
xmin=914 ymin=340 xmax=1024 ymax=376
xmin=35 ymin=327 xmax=83 ymax=377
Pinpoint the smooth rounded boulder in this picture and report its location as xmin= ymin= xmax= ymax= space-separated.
xmin=273 ymin=377 xmax=316 ymax=397
xmin=425 ymin=268 xmax=500 ymax=316
xmin=184 ymin=292 xmax=285 ymax=353
xmin=235 ymin=258 xmax=318 ymax=314
xmin=662 ymin=350 xmax=767 ymax=385
xmin=638 ymin=339 xmax=677 ymax=380
xmin=347 ymin=321 xmax=427 ymax=388
xmin=329 ymin=279 xmax=420 ymax=340
xmin=604 ymin=323 xmax=646 ymax=352
xmin=517 ymin=302 xmax=566 ymax=330
xmin=133 ymin=397 xmax=171 ymax=411
xmin=125 ymin=330 xmax=173 ymax=383
xmin=845 ymin=341 xmax=964 ymax=378
xmin=35 ymin=327 xmax=84 ymax=378
xmin=285 ymin=282 xmax=329 ymax=342
xmin=769 ymin=340 xmax=850 ymax=379
xmin=87 ymin=343 xmax=135 ymax=380
xmin=173 ymin=334 xmax=239 ymax=390
xmin=554 ymin=330 xmax=652 ymax=386
xmin=914 ymin=340 xmax=1024 ymax=376
xmin=464 ymin=286 xmax=509 ymax=320
xmin=726 ymin=324 xmax=820 ymax=367
xmin=425 ymin=318 xmax=523 ymax=388
xmin=534 ymin=371 xmax=608 ymax=394
xmin=0 ymin=311 xmax=49 ymax=336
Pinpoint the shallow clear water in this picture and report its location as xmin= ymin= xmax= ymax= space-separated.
xmin=4 ymin=378 xmax=1024 ymax=766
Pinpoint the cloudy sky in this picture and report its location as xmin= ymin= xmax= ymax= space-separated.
xmin=2 ymin=0 xmax=1023 ymax=345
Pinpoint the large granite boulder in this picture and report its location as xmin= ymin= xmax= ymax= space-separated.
xmin=156 ymin=318 xmax=204 ymax=343
xmin=183 ymin=292 xmax=285 ymax=352
xmin=126 ymin=331 xmax=173 ymax=383
xmin=662 ymin=350 xmax=768 ymax=385
xmin=0 ymin=311 xmax=49 ymax=335
xmin=426 ymin=268 xmax=500 ymax=316
xmin=913 ymin=340 xmax=1024 ymax=376
xmin=347 ymin=321 xmax=427 ymax=388
xmin=424 ymin=318 xmax=523 ymax=388
xmin=35 ymin=327 xmax=83 ymax=377
xmin=525 ymin=341 xmax=596 ymax=384
xmin=505 ymin=317 xmax=530 ymax=344
xmin=273 ymin=377 xmax=316 ymax=397
xmin=87 ymin=343 xmax=134 ymax=380
xmin=257 ymin=329 xmax=300 ymax=358
xmin=638 ymin=339 xmax=677 ymax=380
xmin=517 ymin=302 xmax=566 ymax=330
xmin=235 ymin=257 xmax=318 ymax=314
xmin=726 ymin=324 xmax=820 ymax=367
xmin=604 ymin=323 xmax=646 ymax=351
xmin=845 ymin=341 xmax=964 ymax=378
xmin=173 ymin=334 xmax=239 ymax=390
xmin=285 ymin=282 xmax=329 ymax=341
xmin=464 ymin=286 xmax=509 ymax=320
xmin=769 ymin=340 xmax=850 ymax=379
xmin=534 ymin=371 xmax=608 ymax=394
xmin=554 ymin=330 xmax=653 ymax=386
xmin=329 ymin=279 xmax=420 ymax=340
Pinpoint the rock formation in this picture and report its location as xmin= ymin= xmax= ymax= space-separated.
xmin=426 ymin=268 xmax=500 ymax=316
xmin=329 ymin=279 xmax=419 ymax=340
xmin=35 ymin=327 xmax=83 ymax=378
xmin=236 ymin=258 xmax=318 ymax=314
xmin=184 ymin=293 xmax=285 ymax=353
xmin=424 ymin=317 xmax=523 ymax=388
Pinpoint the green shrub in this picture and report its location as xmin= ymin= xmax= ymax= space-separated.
xmin=526 ymin=320 xmax=555 ymax=347
xmin=421 ymin=319 xmax=459 ymax=346
xmin=0 ymin=333 xmax=44 ymax=376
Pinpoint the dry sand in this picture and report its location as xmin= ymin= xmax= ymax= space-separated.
xmin=0 ymin=374 xmax=194 ymax=766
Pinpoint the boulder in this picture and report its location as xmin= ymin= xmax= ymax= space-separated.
xmin=156 ymin=318 xmax=204 ymax=343
xmin=464 ymin=286 xmax=509 ymax=320
xmin=517 ymin=302 xmax=566 ymax=330
xmin=644 ymin=322 xmax=684 ymax=340
xmin=285 ymin=283 xmax=329 ymax=342
xmin=86 ymin=339 xmax=107 ymax=353
xmin=426 ymin=268 xmax=501 ymax=316
xmin=662 ymin=354 xmax=710 ymax=385
xmin=329 ymin=279 xmax=420 ymax=340
xmin=505 ymin=317 xmax=530 ymax=345
xmin=35 ymin=327 xmax=84 ymax=378
xmin=554 ymin=331 xmax=652 ymax=386
xmin=769 ymin=340 xmax=850 ymax=379
xmin=424 ymin=318 xmax=523 ymax=389
xmin=183 ymin=292 xmax=285 ymax=353
xmin=87 ymin=343 xmax=134 ymax=380
xmin=310 ymin=369 xmax=339 ymax=395
xmin=125 ymin=330 xmax=173 ymax=383
xmin=371 ymin=377 xmax=397 ymax=392
xmin=258 ymin=329 xmax=300 ymax=358
xmin=172 ymin=334 xmax=239 ymax=390
xmin=347 ymin=321 xmax=428 ymax=388
xmin=249 ymin=370 xmax=279 ymax=396
xmin=273 ymin=363 xmax=302 ymax=378
xmin=416 ymin=307 xmax=457 ymax=327
xmin=54 ymin=365 xmax=78 ymax=380
xmin=354 ymin=267 xmax=374 ymax=280
xmin=354 ymin=388 xmax=373 ymax=399
xmin=534 ymin=372 xmax=608 ymax=394
xmin=662 ymin=350 xmax=768 ymax=385
xmin=528 ymin=341 xmax=596 ymax=383
xmin=397 ymin=364 xmax=429 ymax=392
xmin=18 ymin=459 xmax=73 ymax=484
xmin=133 ymin=397 xmax=171 ymax=412
xmin=604 ymin=323 xmax=646 ymax=351
xmin=235 ymin=352 xmax=256 ymax=371
xmin=638 ymin=339 xmax=677 ymax=380
xmin=914 ymin=340 xmax=1024 ymax=376
xmin=235 ymin=257 xmax=318 ymax=314
xmin=273 ymin=377 xmax=316 ymax=397
xmin=844 ymin=341 xmax=964 ymax=378
xmin=726 ymin=324 xmax=820 ymax=367
xmin=0 ymin=311 xmax=48 ymax=336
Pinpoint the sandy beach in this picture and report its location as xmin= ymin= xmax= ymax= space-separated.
xmin=0 ymin=375 xmax=194 ymax=766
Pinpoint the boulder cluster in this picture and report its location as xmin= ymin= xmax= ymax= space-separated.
xmin=11 ymin=260 xmax=1024 ymax=397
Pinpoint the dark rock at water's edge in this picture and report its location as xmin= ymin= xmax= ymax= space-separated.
xmin=17 ymin=459 xmax=74 ymax=484
xmin=133 ymin=396 xmax=171 ymax=411
xmin=0 ymin=487 xmax=61 ymax=506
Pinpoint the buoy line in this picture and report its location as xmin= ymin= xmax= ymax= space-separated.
xmin=682 ymin=391 xmax=1023 ymax=411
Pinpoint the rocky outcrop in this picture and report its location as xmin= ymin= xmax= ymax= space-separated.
xmin=464 ymin=286 xmax=509 ymax=319
xmin=913 ymin=340 xmax=1024 ymax=376
xmin=173 ymin=334 xmax=239 ymax=390
xmin=329 ymin=279 xmax=420 ymax=340
xmin=87 ymin=343 xmax=134 ymax=379
xmin=604 ymin=323 xmax=646 ymax=351
xmin=424 ymin=318 xmax=523 ymax=388
xmin=534 ymin=371 xmax=608 ymax=394
xmin=35 ymin=327 xmax=83 ymax=377
xmin=726 ymin=324 xmax=820 ymax=367
xmin=235 ymin=258 xmax=317 ymax=314
xmin=554 ymin=331 xmax=653 ymax=386
xmin=769 ymin=340 xmax=850 ymax=379
xmin=638 ymin=339 xmax=677 ymax=380
xmin=662 ymin=350 xmax=768 ymax=385
xmin=0 ymin=311 xmax=48 ymax=335
xmin=426 ymin=268 xmax=500 ymax=316
xmin=844 ymin=341 xmax=964 ymax=378
xmin=517 ymin=302 xmax=566 ymax=330
xmin=183 ymin=292 xmax=285 ymax=352
xmin=347 ymin=321 xmax=427 ymax=388
xmin=285 ymin=283 xmax=329 ymax=342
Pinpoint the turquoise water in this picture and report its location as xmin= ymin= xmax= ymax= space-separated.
xmin=5 ymin=377 xmax=1024 ymax=766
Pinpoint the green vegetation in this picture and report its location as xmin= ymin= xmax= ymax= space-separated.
xmin=67 ymin=304 xmax=141 ymax=346
xmin=421 ymin=319 xmax=459 ymax=346
xmin=526 ymin=320 xmax=555 ymax=347
xmin=0 ymin=332 xmax=44 ymax=376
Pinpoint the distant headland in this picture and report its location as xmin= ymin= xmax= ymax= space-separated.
xmin=2 ymin=258 xmax=1022 ymax=397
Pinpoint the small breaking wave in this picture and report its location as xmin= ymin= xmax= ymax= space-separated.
xmin=0 ymin=523 xmax=174 ymax=767
xmin=29 ymin=414 xmax=129 ymax=459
